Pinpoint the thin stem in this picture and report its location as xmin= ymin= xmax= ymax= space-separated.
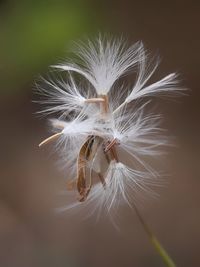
xmin=85 ymin=98 xmax=105 ymax=103
xmin=104 ymin=138 xmax=118 ymax=152
xmin=110 ymin=146 xmax=119 ymax=162
xmin=99 ymin=94 xmax=109 ymax=115
xmin=39 ymin=132 xmax=62 ymax=147
xmin=98 ymin=94 xmax=119 ymax=163
xmin=133 ymin=203 xmax=176 ymax=267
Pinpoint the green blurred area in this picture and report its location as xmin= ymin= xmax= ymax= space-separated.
xmin=0 ymin=0 xmax=103 ymax=93
xmin=0 ymin=1 xmax=199 ymax=267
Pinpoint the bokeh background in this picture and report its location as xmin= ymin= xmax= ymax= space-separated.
xmin=0 ymin=0 xmax=199 ymax=266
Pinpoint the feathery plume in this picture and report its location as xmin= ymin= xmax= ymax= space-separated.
xmin=52 ymin=36 xmax=143 ymax=95
xmin=37 ymin=36 xmax=182 ymax=214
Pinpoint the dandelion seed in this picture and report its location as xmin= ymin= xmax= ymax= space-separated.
xmin=37 ymin=36 xmax=183 ymax=215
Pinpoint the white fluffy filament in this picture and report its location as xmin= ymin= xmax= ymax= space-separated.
xmin=37 ymin=35 xmax=183 ymax=215
xmin=52 ymin=37 xmax=143 ymax=94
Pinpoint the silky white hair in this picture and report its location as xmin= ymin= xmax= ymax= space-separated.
xmin=36 ymin=36 xmax=184 ymax=215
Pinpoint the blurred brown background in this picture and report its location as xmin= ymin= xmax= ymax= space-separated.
xmin=0 ymin=0 xmax=199 ymax=266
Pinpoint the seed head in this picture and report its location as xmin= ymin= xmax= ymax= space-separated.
xmin=36 ymin=36 xmax=184 ymax=215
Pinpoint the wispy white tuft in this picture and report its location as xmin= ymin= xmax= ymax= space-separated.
xmin=52 ymin=36 xmax=143 ymax=94
xmin=36 ymin=35 xmax=184 ymax=217
xmin=36 ymin=74 xmax=91 ymax=116
xmin=51 ymin=114 xmax=97 ymax=150
xmin=49 ymin=115 xmax=97 ymax=178
xmin=125 ymin=48 xmax=182 ymax=104
xmin=111 ymin=105 xmax=168 ymax=157
xmin=59 ymin=161 xmax=159 ymax=215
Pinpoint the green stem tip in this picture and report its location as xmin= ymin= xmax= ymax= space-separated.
xmin=133 ymin=204 xmax=176 ymax=267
